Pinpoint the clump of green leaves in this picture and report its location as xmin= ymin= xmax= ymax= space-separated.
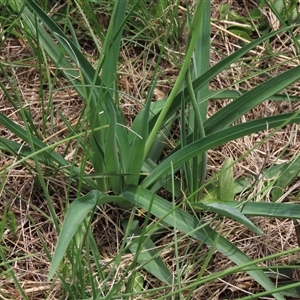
xmin=0 ymin=203 xmax=18 ymax=241
xmin=1 ymin=0 xmax=300 ymax=299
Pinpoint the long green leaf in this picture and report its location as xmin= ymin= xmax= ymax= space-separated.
xmin=121 ymin=185 xmax=285 ymax=299
xmin=100 ymin=0 xmax=126 ymax=95
xmin=218 ymin=157 xmax=235 ymax=201
xmin=191 ymin=201 xmax=300 ymax=219
xmin=150 ymin=90 xmax=300 ymax=113
xmin=209 ymin=90 xmax=300 ymax=102
xmin=0 ymin=114 xmax=98 ymax=189
xmin=192 ymin=201 xmax=262 ymax=235
xmin=104 ymin=102 xmax=122 ymax=193
xmin=125 ymin=93 xmax=151 ymax=185
xmin=205 ymin=65 xmax=300 ymax=135
xmin=14 ymin=0 xmax=98 ymax=99
xmin=148 ymin=25 xmax=297 ymax=129
xmin=94 ymin=0 xmax=130 ymax=181
xmin=142 ymin=112 xmax=300 ymax=188
xmin=144 ymin=2 xmax=206 ymax=157
xmin=193 ymin=0 xmax=210 ymax=121
xmin=184 ymin=0 xmax=210 ymax=198
xmin=48 ymin=191 xmax=125 ymax=280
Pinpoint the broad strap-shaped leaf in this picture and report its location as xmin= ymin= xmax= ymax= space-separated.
xmin=100 ymin=0 xmax=127 ymax=93
xmin=205 ymin=65 xmax=300 ymax=135
xmin=97 ymin=0 xmax=130 ymax=176
xmin=195 ymin=200 xmax=263 ymax=235
xmin=185 ymin=0 xmax=210 ymax=197
xmin=147 ymin=91 xmax=300 ymax=117
xmin=218 ymin=157 xmax=235 ymax=201
xmin=192 ymin=200 xmax=300 ymax=219
xmin=209 ymin=90 xmax=300 ymax=102
xmin=142 ymin=112 xmax=300 ymax=189
xmin=193 ymin=0 xmax=210 ymax=122
xmin=48 ymin=190 xmax=101 ymax=280
xmin=48 ymin=191 xmax=125 ymax=280
xmin=104 ymin=102 xmax=122 ymax=193
xmin=121 ymin=185 xmax=285 ymax=300
xmin=125 ymin=88 xmax=152 ymax=185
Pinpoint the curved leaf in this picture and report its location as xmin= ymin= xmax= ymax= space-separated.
xmin=121 ymin=185 xmax=284 ymax=299
xmin=192 ymin=201 xmax=300 ymax=219
xmin=142 ymin=112 xmax=300 ymax=188
xmin=148 ymin=25 xmax=297 ymax=129
xmin=48 ymin=191 xmax=125 ymax=280
xmin=196 ymin=201 xmax=263 ymax=235
xmin=205 ymin=65 xmax=300 ymax=135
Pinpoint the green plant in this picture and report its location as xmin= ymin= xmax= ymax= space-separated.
xmin=1 ymin=0 xmax=300 ymax=298
xmin=219 ymin=3 xmax=267 ymax=41
xmin=264 ymin=0 xmax=300 ymax=25
xmin=220 ymin=0 xmax=300 ymax=43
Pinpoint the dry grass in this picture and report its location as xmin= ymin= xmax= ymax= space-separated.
xmin=1 ymin=1 xmax=300 ymax=299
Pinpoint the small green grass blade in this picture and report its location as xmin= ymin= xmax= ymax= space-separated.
xmin=12 ymin=0 xmax=92 ymax=98
xmin=271 ymin=155 xmax=300 ymax=202
xmin=0 ymin=114 xmax=72 ymax=169
xmin=121 ymin=219 xmax=173 ymax=284
xmin=0 ymin=116 xmax=98 ymax=189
